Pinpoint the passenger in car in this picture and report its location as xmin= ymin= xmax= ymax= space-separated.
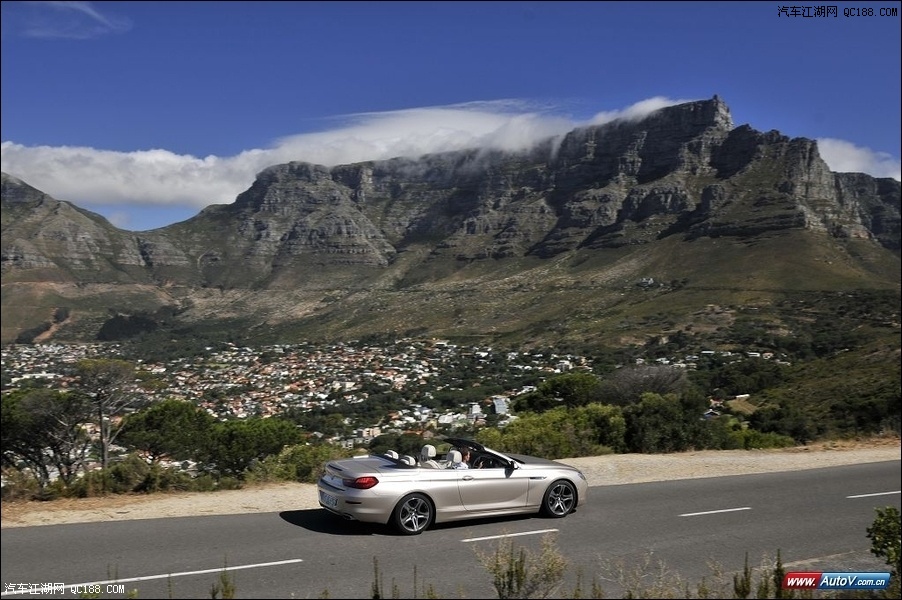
xmin=446 ymin=449 xmax=469 ymax=469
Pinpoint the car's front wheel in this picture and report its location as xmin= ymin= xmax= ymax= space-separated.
xmin=541 ymin=480 xmax=577 ymax=518
xmin=391 ymin=493 xmax=434 ymax=535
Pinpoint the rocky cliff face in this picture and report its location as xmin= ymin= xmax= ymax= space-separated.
xmin=1 ymin=174 xmax=154 ymax=281
xmin=2 ymin=96 xmax=900 ymax=345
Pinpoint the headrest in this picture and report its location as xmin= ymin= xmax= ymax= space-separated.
xmin=420 ymin=444 xmax=436 ymax=460
xmin=448 ymin=450 xmax=462 ymax=464
xmin=401 ymin=455 xmax=416 ymax=466
xmin=384 ymin=450 xmax=399 ymax=459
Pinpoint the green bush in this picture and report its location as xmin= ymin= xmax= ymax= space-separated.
xmin=190 ymin=473 xmax=219 ymax=492
xmin=133 ymin=463 xmax=196 ymax=493
xmin=246 ymin=443 xmax=351 ymax=484
xmin=728 ymin=428 xmax=796 ymax=450
xmin=69 ymin=455 xmax=150 ymax=497
xmin=0 ymin=468 xmax=44 ymax=501
xmin=867 ymin=506 xmax=901 ymax=598
xmin=481 ymin=404 xmax=624 ymax=460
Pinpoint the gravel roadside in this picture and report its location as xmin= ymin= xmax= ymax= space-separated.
xmin=2 ymin=439 xmax=898 ymax=529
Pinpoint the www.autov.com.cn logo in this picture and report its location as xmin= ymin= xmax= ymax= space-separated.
xmin=782 ymin=572 xmax=892 ymax=590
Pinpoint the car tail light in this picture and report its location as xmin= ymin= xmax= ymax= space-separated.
xmin=343 ymin=476 xmax=379 ymax=489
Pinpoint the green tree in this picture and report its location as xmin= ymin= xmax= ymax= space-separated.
xmin=368 ymin=433 xmax=424 ymax=458
xmin=202 ymin=418 xmax=304 ymax=477
xmin=623 ymin=392 xmax=693 ymax=453
xmin=75 ymin=359 xmax=145 ymax=477
xmin=579 ymin=402 xmax=628 ymax=453
xmin=516 ymin=372 xmax=602 ymax=411
xmin=1 ymin=389 xmax=93 ymax=489
xmin=119 ymin=399 xmax=215 ymax=463
xmin=747 ymin=402 xmax=818 ymax=444
xmin=538 ymin=372 xmax=602 ymax=408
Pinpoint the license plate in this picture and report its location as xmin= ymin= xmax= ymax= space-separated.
xmin=319 ymin=490 xmax=338 ymax=508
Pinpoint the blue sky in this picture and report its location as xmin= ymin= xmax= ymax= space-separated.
xmin=2 ymin=1 xmax=900 ymax=232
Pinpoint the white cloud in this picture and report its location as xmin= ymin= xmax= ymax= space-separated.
xmin=5 ymin=1 xmax=132 ymax=40
xmin=269 ymin=100 xmax=576 ymax=164
xmin=587 ymin=96 xmax=695 ymax=125
xmin=817 ymin=138 xmax=901 ymax=182
xmin=1 ymin=98 xmax=683 ymax=212
xmin=0 ymin=142 xmax=255 ymax=209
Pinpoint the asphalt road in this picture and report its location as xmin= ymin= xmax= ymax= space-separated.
xmin=2 ymin=461 xmax=899 ymax=599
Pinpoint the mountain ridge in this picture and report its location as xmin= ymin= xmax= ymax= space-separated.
xmin=2 ymin=96 xmax=899 ymax=347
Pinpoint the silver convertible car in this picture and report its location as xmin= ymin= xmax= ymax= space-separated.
xmin=317 ymin=437 xmax=588 ymax=535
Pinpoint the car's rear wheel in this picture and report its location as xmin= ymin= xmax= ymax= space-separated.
xmin=541 ymin=480 xmax=577 ymax=518
xmin=391 ymin=493 xmax=434 ymax=535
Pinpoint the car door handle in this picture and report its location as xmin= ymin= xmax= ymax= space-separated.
xmin=462 ymin=475 xmax=474 ymax=481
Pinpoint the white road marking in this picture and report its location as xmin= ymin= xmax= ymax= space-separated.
xmin=462 ymin=528 xmax=559 ymax=543
xmin=679 ymin=507 xmax=751 ymax=517
xmin=847 ymin=491 xmax=901 ymax=498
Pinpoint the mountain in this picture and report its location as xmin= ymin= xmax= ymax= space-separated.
xmin=2 ymin=96 xmax=900 ymax=349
